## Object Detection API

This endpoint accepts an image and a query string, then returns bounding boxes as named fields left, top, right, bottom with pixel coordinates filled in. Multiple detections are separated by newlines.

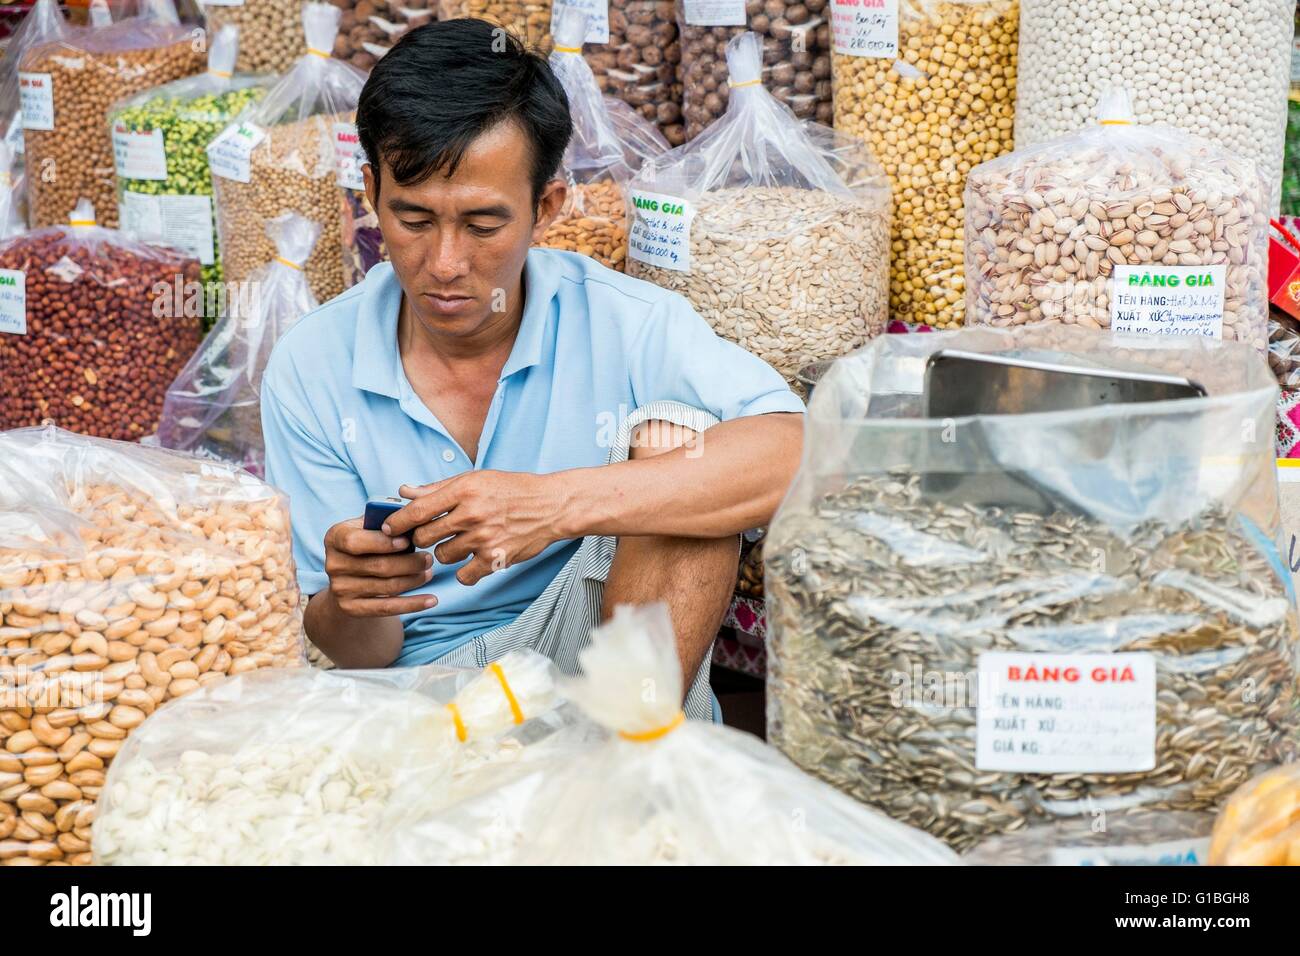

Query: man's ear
left=530, top=178, right=567, bottom=242
left=363, top=161, right=379, bottom=212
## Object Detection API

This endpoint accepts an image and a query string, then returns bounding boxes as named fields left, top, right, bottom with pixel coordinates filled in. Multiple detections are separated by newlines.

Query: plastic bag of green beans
left=108, top=23, right=273, bottom=323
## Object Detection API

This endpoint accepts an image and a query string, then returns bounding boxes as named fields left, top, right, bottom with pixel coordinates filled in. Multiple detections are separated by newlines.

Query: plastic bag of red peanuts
left=0, top=423, right=305, bottom=866
left=155, top=213, right=321, bottom=477
left=0, top=198, right=203, bottom=441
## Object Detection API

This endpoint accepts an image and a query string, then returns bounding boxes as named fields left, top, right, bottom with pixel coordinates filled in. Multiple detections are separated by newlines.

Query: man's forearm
left=304, top=589, right=405, bottom=669
left=558, top=412, right=803, bottom=540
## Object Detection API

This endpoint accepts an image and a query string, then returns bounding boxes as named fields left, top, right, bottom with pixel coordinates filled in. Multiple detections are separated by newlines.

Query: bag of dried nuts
left=108, top=24, right=275, bottom=320
left=199, top=0, right=312, bottom=75
left=766, top=326, right=1300, bottom=853
left=156, top=213, right=320, bottom=476
left=438, top=0, right=553, bottom=51
left=1208, top=762, right=1300, bottom=865
left=0, top=424, right=304, bottom=866
left=830, top=0, right=1018, bottom=329
left=965, top=88, right=1270, bottom=354
left=330, top=0, right=434, bottom=71
left=20, top=0, right=207, bottom=230
left=677, top=0, right=833, bottom=142
left=540, top=6, right=668, bottom=271
left=626, top=31, right=890, bottom=387
left=209, top=2, right=367, bottom=305
left=0, top=198, right=203, bottom=441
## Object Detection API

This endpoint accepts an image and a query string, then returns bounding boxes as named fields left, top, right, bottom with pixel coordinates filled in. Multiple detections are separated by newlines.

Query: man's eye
left=399, top=219, right=431, bottom=231
left=468, top=223, right=504, bottom=237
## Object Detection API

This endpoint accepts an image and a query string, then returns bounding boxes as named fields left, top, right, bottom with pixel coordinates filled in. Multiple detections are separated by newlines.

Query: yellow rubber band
left=1099, top=119, right=1131, bottom=126
left=488, top=661, right=525, bottom=725
left=554, top=45, right=581, bottom=53
left=446, top=701, right=467, bottom=742
left=274, top=256, right=303, bottom=271
left=729, top=78, right=761, bottom=89
left=68, top=219, right=95, bottom=227
left=208, top=68, right=233, bottom=79
left=618, top=710, right=685, bottom=742
left=307, top=47, right=330, bottom=58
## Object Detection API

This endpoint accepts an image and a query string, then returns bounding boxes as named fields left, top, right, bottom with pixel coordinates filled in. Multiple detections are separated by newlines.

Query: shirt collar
left=350, top=250, right=561, bottom=399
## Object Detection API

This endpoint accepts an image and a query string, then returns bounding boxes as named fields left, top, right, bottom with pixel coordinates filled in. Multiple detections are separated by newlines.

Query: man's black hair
left=355, top=18, right=572, bottom=208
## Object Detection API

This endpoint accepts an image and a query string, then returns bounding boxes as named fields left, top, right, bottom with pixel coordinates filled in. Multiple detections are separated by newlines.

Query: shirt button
left=441, top=449, right=455, bottom=463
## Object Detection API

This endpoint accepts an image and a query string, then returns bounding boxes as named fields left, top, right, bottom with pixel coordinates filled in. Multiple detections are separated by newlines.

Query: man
left=261, top=18, right=804, bottom=721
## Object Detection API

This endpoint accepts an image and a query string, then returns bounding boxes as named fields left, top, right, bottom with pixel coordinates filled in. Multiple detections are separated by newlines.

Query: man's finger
left=340, top=593, right=439, bottom=618
left=433, top=532, right=477, bottom=567
left=327, top=550, right=432, bottom=579
left=334, top=569, right=433, bottom=599
left=411, top=510, right=467, bottom=550
left=330, top=520, right=411, bottom=556
left=384, top=486, right=459, bottom=536
left=398, top=477, right=455, bottom=499
left=456, top=553, right=497, bottom=586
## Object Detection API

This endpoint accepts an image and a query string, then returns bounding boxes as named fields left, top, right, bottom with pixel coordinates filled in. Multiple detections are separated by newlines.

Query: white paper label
left=552, top=0, right=610, bottom=44
left=0, top=269, right=24, bottom=334
left=1110, top=264, right=1226, bottom=339
left=1049, top=837, right=1210, bottom=867
left=628, top=190, right=692, bottom=272
left=18, top=72, right=54, bottom=132
left=121, top=191, right=216, bottom=266
left=112, top=124, right=168, bottom=181
left=334, top=122, right=366, bottom=191
left=207, top=122, right=266, bottom=184
left=975, top=651, right=1156, bottom=773
left=682, top=0, right=745, bottom=27
left=831, top=0, right=899, bottom=58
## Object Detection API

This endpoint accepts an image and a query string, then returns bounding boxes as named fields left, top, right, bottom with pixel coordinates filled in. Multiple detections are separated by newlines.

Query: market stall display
left=830, top=0, right=1017, bottom=329
left=765, top=326, right=1298, bottom=853
left=332, top=0, right=433, bottom=70
left=964, top=811, right=1217, bottom=866
left=0, top=144, right=25, bottom=241
left=1270, top=310, right=1300, bottom=388
left=109, top=24, right=273, bottom=313
left=19, top=0, right=206, bottom=229
left=209, top=1, right=366, bottom=304
left=0, top=199, right=202, bottom=439
left=1208, top=762, right=1300, bottom=865
left=438, top=0, right=552, bottom=51
left=93, top=651, right=578, bottom=865
left=585, top=0, right=683, bottom=146
left=677, top=0, right=832, bottom=142
left=540, top=6, right=667, bottom=271
left=965, top=88, right=1269, bottom=353
left=0, top=425, right=304, bottom=866
left=1015, top=0, right=1293, bottom=214
left=155, top=213, right=319, bottom=476
left=199, top=0, right=305, bottom=75
left=626, top=31, right=890, bottom=385
left=388, top=604, right=961, bottom=865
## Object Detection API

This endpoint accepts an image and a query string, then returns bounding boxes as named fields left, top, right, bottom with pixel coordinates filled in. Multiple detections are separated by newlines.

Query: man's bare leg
left=601, top=420, right=740, bottom=693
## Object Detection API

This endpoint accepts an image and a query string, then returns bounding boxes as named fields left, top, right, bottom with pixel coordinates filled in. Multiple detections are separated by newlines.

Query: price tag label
left=1049, top=837, right=1210, bottom=867
left=975, top=651, right=1156, bottom=773
left=831, top=0, right=899, bottom=58
left=552, top=0, right=611, bottom=43
left=682, top=0, right=745, bottom=27
left=334, top=122, right=366, bottom=191
left=121, top=191, right=216, bottom=266
left=112, top=123, right=168, bottom=181
left=628, top=189, right=693, bottom=272
left=207, top=122, right=266, bottom=184
left=0, top=269, right=26, bottom=335
left=1110, top=264, right=1226, bottom=339
left=18, top=72, right=54, bottom=131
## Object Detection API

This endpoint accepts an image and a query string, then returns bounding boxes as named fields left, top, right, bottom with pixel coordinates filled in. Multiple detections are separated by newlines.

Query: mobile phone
left=363, top=497, right=415, bottom=553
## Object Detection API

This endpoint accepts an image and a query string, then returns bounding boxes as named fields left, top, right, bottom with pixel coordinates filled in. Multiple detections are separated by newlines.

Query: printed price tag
left=121, top=191, right=216, bottom=265
left=682, top=0, right=745, bottom=27
left=112, top=124, right=168, bottom=181
left=1110, top=264, right=1226, bottom=339
left=18, top=72, right=54, bottom=132
left=628, top=189, right=693, bottom=272
left=334, top=122, right=366, bottom=191
left=0, top=268, right=25, bottom=334
left=1050, top=837, right=1209, bottom=867
left=552, top=0, right=611, bottom=43
left=831, top=0, right=899, bottom=58
left=975, top=651, right=1156, bottom=773
left=207, top=122, right=266, bottom=183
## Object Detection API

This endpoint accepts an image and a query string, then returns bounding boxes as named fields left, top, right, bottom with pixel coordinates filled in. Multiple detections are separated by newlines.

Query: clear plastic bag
left=964, top=811, right=1217, bottom=866
left=20, top=0, right=206, bottom=229
left=155, top=213, right=320, bottom=476
left=625, top=31, right=890, bottom=385
left=0, top=143, right=27, bottom=241
left=388, top=604, right=960, bottom=865
left=539, top=6, right=667, bottom=271
left=765, top=326, right=1299, bottom=853
left=210, top=2, right=367, bottom=303
left=92, top=650, right=580, bottom=865
left=0, top=198, right=203, bottom=439
left=333, top=0, right=434, bottom=70
left=0, top=424, right=304, bottom=866
left=1269, top=309, right=1300, bottom=389
left=1208, top=762, right=1300, bottom=865
left=966, top=88, right=1270, bottom=354
left=439, top=0, right=553, bottom=51
left=580, top=0, right=683, bottom=146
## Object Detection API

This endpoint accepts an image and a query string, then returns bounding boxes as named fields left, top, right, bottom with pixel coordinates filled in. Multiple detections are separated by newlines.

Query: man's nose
left=427, top=228, right=469, bottom=283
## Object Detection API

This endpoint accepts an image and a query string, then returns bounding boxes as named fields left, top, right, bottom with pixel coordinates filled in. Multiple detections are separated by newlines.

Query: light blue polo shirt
left=261, top=248, right=804, bottom=665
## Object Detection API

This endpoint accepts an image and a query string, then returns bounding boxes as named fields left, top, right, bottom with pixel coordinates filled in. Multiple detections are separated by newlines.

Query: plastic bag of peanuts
left=155, top=213, right=321, bottom=477
left=438, top=0, right=554, bottom=51
left=1208, top=762, right=1300, bottom=866
left=626, top=31, right=890, bottom=387
left=965, top=88, right=1270, bottom=354
left=92, top=650, right=589, bottom=864
left=830, top=0, right=1018, bottom=328
left=0, top=425, right=305, bottom=866
left=209, top=2, right=366, bottom=305
left=20, top=0, right=206, bottom=230
left=330, top=0, right=434, bottom=71
left=540, top=6, right=667, bottom=272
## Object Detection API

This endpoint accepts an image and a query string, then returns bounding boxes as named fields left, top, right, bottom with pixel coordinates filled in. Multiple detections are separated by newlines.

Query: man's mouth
left=422, top=292, right=474, bottom=315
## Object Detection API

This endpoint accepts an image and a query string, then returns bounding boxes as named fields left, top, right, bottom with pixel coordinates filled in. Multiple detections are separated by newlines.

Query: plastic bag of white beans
left=0, top=426, right=304, bottom=866
left=965, top=87, right=1269, bottom=353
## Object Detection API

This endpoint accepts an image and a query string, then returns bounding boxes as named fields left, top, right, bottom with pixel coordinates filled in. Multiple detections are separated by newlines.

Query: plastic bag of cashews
left=0, top=426, right=304, bottom=866
left=92, top=650, right=589, bottom=865
left=387, top=604, right=959, bottom=865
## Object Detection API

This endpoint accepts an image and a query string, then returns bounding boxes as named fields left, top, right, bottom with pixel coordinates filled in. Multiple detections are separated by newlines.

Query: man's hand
left=383, top=471, right=572, bottom=587
left=323, top=517, right=438, bottom=616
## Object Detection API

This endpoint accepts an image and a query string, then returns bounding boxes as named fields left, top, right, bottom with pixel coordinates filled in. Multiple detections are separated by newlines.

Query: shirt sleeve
left=261, top=379, right=368, bottom=597
left=627, top=293, right=806, bottom=419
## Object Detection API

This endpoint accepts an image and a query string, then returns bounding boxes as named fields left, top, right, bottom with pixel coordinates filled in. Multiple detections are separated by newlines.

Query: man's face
left=364, top=120, right=566, bottom=338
